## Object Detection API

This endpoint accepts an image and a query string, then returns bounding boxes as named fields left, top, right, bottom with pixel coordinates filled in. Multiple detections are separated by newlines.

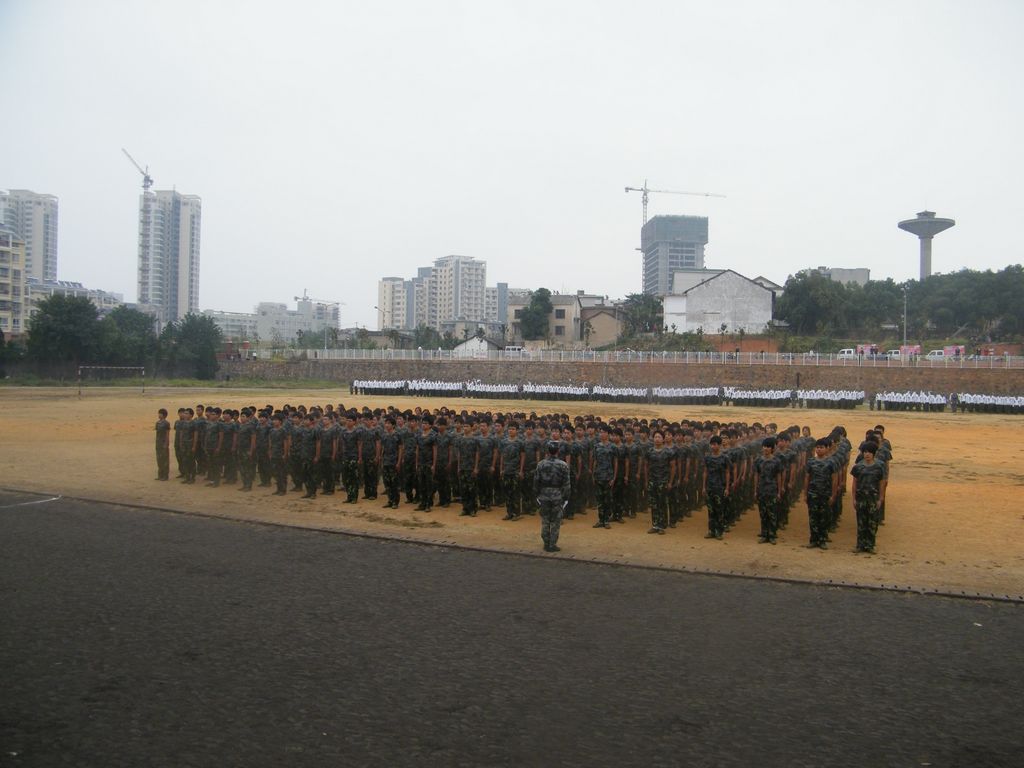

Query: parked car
left=925, top=350, right=945, bottom=361
left=836, top=348, right=857, bottom=360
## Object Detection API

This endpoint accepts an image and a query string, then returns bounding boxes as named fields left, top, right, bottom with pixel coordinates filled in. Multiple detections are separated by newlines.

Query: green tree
left=620, top=293, right=663, bottom=337
left=96, top=306, right=158, bottom=365
left=157, top=313, right=222, bottom=379
left=520, top=288, right=553, bottom=340
left=413, top=324, right=442, bottom=348
left=26, top=295, right=100, bottom=366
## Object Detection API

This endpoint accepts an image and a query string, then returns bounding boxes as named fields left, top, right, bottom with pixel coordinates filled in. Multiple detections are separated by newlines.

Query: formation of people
left=951, top=392, right=1024, bottom=413
left=873, top=391, right=947, bottom=411
left=155, top=402, right=894, bottom=555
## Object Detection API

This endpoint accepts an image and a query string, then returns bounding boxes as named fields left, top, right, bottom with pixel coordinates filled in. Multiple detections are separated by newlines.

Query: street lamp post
left=902, top=287, right=908, bottom=350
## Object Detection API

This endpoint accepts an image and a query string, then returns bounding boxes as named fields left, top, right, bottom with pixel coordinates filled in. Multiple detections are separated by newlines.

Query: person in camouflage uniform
left=339, top=414, right=362, bottom=503
left=703, top=435, right=730, bottom=540
left=398, top=415, right=419, bottom=504
left=236, top=408, right=258, bottom=491
left=753, top=437, right=783, bottom=544
left=850, top=440, right=886, bottom=553
left=804, top=437, right=838, bottom=549
left=434, top=418, right=453, bottom=507
left=534, top=441, right=571, bottom=552
left=155, top=408, right=171, bottom=481
left=498, top=423, right=524, bottom=520
left=380, top=416, right=404, bottom=508
left=267, top=413, right=290, bottom=496
left=296, top=413, right=320, bottom=499
left=456, top=420, right=481, bottom=516
left=255, top=410, right=272, bottom=487
left=415, top=415, right=438, bottom=511
left=644, top=430, right=672, bottom=534
left=591, top=426, right=618, bottom=529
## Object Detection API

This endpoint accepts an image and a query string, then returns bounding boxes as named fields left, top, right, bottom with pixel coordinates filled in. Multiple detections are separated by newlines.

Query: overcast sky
left=2, top=0, right=1022, bottom=328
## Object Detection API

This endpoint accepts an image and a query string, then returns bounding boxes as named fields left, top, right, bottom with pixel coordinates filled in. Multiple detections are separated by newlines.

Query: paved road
left=1, top=491, right=1021, bottom=768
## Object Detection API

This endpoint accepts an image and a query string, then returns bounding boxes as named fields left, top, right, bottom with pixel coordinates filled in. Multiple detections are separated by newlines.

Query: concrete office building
left=137, top=189, right=201, bottom=326
left=204, top=298, right=340, bottom=344
left=0, top=224, right=27, bottom=335
left=642, top=215, right=708, bottom=296
left=1, top=189, right=59, bottom=283
left=202, top=309, right=259, bottom=341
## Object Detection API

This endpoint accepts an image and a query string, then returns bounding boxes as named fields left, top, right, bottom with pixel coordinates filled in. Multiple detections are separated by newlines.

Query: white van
left=925, top=350, right=945, bottom=361
left=836, top=348, right=857, bottom=360
left=885, top=349, right=901, bottom=359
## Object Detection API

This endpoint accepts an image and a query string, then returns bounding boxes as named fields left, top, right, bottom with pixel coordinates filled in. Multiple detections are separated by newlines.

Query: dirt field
left=2, top=386, right=1022, bottom=598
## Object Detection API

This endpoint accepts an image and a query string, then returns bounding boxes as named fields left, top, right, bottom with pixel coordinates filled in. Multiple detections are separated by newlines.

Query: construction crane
left=294, top=289, right=345, bottom=307
left=121, top=148, right=153, bottom=191
left=625, top=180, right=725, bottom=226
left=295, top=291, right=346, bottom=351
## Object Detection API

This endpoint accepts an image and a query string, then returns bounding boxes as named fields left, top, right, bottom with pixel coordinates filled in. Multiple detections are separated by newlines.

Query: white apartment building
left=377, top=277, right=407, bottom=330
left=1, top=189, right=59, bottom=283
left=26, top=279, right=123, bottom=320
left=429, top=255, right=486, bottom=326
left=137, top=190, right=201, bottom=325
left=0, top=224, right=27, bottom=335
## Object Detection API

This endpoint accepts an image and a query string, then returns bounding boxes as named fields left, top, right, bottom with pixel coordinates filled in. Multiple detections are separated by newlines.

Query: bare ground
left=2, top=385, right=1022, bottom=598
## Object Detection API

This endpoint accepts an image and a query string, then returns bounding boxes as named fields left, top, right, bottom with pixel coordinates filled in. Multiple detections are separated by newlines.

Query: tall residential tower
left=137, top=190, right=201, bottom=325
left=0, top=189, right=59, bottom=283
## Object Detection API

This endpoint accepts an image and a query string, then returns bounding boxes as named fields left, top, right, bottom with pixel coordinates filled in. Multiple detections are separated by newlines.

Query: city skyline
left=2, top=1, right=1022, bottom=329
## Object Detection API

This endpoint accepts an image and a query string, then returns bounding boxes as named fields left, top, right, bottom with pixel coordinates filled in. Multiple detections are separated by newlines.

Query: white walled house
left=663, top=269, right=773, bottom=334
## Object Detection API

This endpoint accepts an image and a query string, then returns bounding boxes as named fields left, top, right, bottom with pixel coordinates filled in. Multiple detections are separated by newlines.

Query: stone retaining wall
left=220, top=359, right=1024, bottom=395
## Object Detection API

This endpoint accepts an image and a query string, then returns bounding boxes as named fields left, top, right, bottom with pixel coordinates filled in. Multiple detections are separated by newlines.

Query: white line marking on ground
left=0, top=495, right=63, bottom=509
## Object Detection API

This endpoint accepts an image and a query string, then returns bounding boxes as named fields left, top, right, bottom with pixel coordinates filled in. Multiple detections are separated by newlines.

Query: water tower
left=898, top=210, right=955, bottom=281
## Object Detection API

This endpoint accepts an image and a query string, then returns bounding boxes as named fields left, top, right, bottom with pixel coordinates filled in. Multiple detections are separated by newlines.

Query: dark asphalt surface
left=1, top=491, right=1021, bottom=768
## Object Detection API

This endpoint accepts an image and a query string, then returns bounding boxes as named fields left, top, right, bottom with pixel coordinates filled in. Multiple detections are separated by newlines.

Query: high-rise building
left=0, top=223, right=28, bottom=335
left=429, top=255, right=486, bottom=326
left=377, top=277, right=407, bottom=330
left=641, top=215, right=708, bottom=296
left=410, top=267, right=433, bottom=329
left=136, top=189, right=201, bottom=325
left=1, top=189, right=59, bottom=283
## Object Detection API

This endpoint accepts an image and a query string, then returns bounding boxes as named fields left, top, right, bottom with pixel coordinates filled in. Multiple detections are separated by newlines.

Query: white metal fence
left=264, top=349, right=1024, bottom=370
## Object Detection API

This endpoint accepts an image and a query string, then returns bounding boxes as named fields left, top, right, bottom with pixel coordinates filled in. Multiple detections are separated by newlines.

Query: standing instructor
left=534, top=441, right=571, bottom=553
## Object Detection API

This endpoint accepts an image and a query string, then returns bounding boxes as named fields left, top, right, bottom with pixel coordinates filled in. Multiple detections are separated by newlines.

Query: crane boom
left=625, top=179, right=725, bottom=225
left=122, top=148, right=153, bottom=191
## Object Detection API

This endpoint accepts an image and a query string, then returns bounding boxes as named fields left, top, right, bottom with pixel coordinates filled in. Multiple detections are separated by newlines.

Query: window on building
left=554, top=325, right=565, bottom=336
left=555, top=309, right=566, bottom=319
left=514, top=309, right=523, bottom=319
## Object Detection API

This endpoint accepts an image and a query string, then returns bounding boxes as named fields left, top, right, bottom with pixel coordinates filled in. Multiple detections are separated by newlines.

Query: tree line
left=0, top=295, right=222, bottom=379
left=774, top=265, right=1024, bottom=341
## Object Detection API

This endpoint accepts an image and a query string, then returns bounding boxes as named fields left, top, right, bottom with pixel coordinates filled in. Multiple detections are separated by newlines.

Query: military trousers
left=156, top=444, right=170, bottom=480
left=706, top=490, right=726, bottom=536
left=855, top=492, right=879, bottom=551
left=502, top=474, right=521, bottom=518
left=807, top=493, right=830, bottom=545
left=647, top=481, right=668, bottom=530
left=757, top=495, right=779, bottom=541
left=342, top=460, right=360, bottom=501
left=382, top=465, right=400, bottom=505
left=538, top=495, right=564, bottom=548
